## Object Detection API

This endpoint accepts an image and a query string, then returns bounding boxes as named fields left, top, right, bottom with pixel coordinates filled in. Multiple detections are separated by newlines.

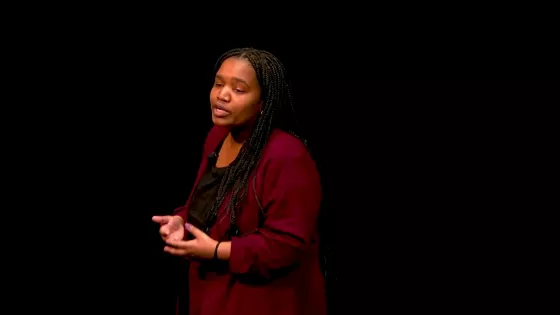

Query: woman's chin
left=211, top=116, right=232, bottom=126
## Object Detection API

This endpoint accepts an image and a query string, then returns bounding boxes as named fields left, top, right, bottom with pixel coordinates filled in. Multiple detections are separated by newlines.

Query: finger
left=160, top=226, right=170, bottom=237
left=169, top=234, right=183, bottom=241
left=164, top=246, right=189, bottom=256
left=165, top=238, right=196, bottom=252
left=184, top=223, right=205, bottom=239
left=152, top=216, right=171, bottom=224
left=165, top=239, right=192, bottom=250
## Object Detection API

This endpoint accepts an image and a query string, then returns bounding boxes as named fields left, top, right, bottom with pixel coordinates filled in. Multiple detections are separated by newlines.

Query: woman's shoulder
left=260, top=129, right=321, bottom=189
left=263, top=129, right=311, bottom=162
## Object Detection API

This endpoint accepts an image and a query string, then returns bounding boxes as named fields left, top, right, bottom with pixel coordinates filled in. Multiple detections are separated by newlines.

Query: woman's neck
left=227, top=124, right=252, bottom=147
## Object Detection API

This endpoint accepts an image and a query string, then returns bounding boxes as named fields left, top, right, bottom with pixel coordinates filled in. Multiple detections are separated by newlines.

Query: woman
left=152, top=48, right=325, bottom=315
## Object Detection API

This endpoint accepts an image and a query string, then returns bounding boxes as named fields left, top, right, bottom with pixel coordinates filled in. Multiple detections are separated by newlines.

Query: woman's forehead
left=216, top=57, right=258, bottom=85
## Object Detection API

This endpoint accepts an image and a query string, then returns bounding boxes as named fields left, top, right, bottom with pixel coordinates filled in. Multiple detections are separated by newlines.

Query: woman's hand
left=164, top=223, right=218, bottom=260
left=152, top=215, right=185, bottom=241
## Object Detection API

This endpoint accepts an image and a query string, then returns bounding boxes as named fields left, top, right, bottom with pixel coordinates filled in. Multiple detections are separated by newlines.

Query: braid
left=204, top=48, right=305, bottom=236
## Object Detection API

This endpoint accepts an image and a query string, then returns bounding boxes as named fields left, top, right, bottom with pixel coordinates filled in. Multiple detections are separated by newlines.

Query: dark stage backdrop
left=23, top=37, right=556, bottom=314
left=102, top=52, right=555, bottom=313
left=105, top=75, right=555, bottom=314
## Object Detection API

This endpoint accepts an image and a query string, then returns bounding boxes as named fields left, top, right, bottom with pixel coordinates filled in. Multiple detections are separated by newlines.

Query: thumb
left=152, top=216, right=171, bottom=224
left=184, top=223, right=205, bottom=238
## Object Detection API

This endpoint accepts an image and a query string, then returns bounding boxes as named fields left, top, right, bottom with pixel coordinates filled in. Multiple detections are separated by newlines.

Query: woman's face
left=209, top=57, right=263, bottom=127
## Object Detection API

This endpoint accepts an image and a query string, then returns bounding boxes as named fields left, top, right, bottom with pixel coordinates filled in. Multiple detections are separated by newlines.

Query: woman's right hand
left=152, top=215, right=185, bottom=241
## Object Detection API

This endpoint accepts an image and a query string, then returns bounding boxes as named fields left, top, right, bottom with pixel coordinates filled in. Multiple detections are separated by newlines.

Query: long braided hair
left=203, top=47, right=305, bottom=237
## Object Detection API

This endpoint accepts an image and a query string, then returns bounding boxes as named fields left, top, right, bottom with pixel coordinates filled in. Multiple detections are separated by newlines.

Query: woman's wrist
left=216, top=241, right=231, bottom=260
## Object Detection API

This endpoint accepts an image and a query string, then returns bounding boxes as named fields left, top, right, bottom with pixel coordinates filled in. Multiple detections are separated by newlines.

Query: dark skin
left=212, top=57, right=262, bottom=167
left=152, top=57, right=263, bottom=260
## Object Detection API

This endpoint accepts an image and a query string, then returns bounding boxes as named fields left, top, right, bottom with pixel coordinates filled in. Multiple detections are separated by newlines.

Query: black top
left=187, top=140, right=229, bottom=231
left=187, top=164, right=227, bottom=230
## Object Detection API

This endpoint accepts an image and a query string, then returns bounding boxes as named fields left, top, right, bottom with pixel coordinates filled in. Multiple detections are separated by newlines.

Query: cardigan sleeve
left=228, top=146, right=322, bottom=279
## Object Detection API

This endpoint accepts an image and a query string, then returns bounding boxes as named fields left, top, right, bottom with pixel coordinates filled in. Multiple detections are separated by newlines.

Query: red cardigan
left=173, top=125, right=326, bottom=315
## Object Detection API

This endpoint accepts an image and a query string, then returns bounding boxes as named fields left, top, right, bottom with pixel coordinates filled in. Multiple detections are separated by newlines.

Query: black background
left=11, top=22, right=558, bottom=314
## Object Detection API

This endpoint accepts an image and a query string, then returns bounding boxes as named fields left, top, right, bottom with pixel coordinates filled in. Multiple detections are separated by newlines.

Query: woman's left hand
left=164, top=223, right=218, bottom=260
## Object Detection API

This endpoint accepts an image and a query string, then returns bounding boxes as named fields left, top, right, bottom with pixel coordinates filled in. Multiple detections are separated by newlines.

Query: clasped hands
left=152, top=215, right=218, bottom=260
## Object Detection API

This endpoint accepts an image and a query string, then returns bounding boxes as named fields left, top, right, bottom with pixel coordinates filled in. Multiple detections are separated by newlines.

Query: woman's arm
left=219, top=148, right=322, bottom=279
